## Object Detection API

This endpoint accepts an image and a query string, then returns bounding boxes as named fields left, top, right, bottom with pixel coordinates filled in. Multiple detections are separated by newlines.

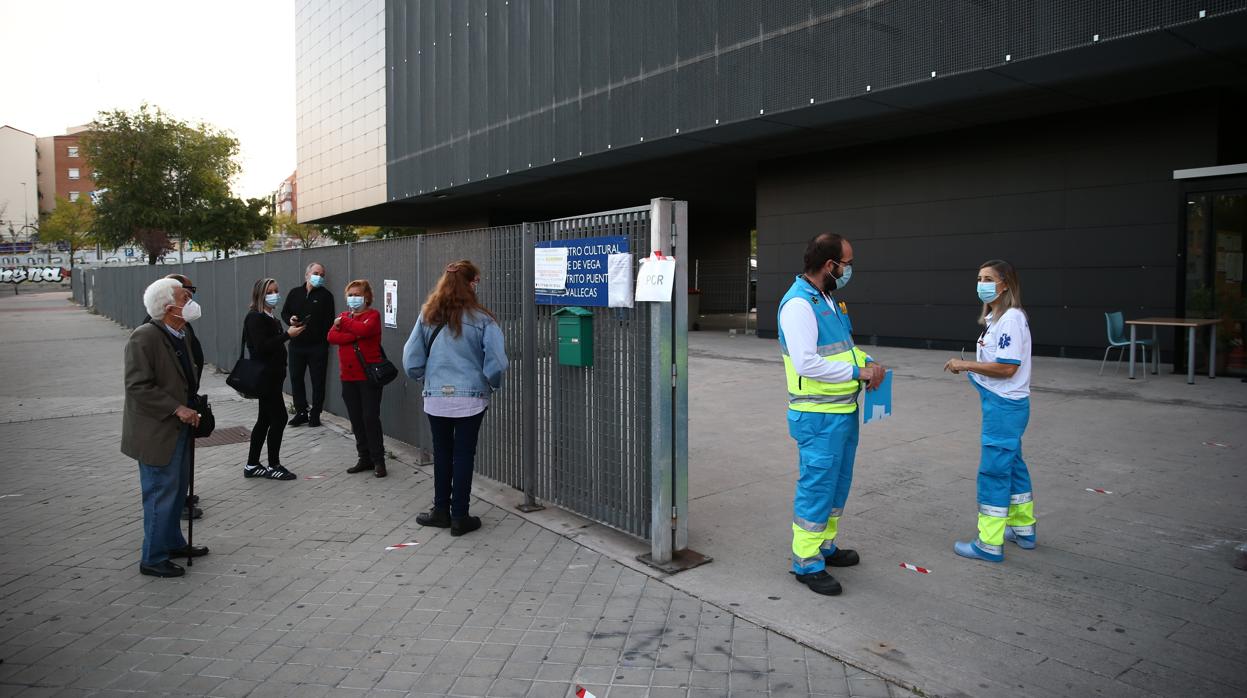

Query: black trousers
left=288, top=343, right=329, bottom=414
left=342, top=379, right=385, bottom=466
left=427, top=410, right=487, bottom=518
left=249, top=385, right=287, bottom=466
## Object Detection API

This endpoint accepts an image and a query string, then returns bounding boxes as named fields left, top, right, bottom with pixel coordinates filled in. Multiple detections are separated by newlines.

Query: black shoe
left=267, top=465, right=297, bottom=481
left=243, top=463, right=271, bottom=478
left=825, top=548, right=860, bottom=567
left=792, top=570, right=843, bottom=596
left=450, top=515, right=482, bottom=537
left=374, top=463, right=387, bottom=478
left=140, top=560, right=185, bottom=578
left=168, top=545, right=209, bottom=558
left=346, top=459, right=374, bottom=474
left=416, top=508, right=451, bottom=528
left=288, top=411, right=309, bottom=427
left=182, top=506, right=203, bottom=521
left=308, top=413, right=321, bottom=427
left=188, top=494, right=199, bottom=505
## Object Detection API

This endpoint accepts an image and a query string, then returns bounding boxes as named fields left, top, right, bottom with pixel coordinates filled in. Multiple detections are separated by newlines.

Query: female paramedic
left=943, top=259, right=1034, bottom=563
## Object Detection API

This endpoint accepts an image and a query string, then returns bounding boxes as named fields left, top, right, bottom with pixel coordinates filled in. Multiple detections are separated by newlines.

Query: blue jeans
left=138, top=427, right=190, bottom=566
left=427, top=411, right=487, bottom=518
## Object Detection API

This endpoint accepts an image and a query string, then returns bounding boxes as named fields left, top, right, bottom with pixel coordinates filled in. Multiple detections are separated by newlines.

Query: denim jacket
left=402, top=311, right=508, bottom=398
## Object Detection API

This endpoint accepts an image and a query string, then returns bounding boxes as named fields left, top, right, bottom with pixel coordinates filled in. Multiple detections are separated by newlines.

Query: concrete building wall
left=294, top=0, right=386, bottom=222
left=36, top=136, right=56, bottom=214
left=52, top=134, right=95, bottom=206
left=0, top=126, right=38, bottom=233
left=755, top=97, right=1222, bottom=357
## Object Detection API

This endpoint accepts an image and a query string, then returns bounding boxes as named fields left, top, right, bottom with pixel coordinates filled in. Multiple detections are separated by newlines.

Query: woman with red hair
left=402, top=260, right=508, bottom=536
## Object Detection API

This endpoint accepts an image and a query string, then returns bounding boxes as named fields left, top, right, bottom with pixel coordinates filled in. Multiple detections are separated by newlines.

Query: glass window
left=68, top=168, right=80, bottom=180
left=67, top=146, right=79, bottom=158
left=68, top=191, right=80, bottom=202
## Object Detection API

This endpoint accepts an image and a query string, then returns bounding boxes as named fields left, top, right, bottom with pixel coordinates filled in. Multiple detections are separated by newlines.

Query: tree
left=321, top=224, right=359, bottom=245
left=189, top=196, right=271, bottom=258
left=274, top=212, right=321, bottom=249
left=38, top=196, right=97, bottom=271
left=82, top=104, right=240, bottom=264
left=371, top=225, right=426, bottom=239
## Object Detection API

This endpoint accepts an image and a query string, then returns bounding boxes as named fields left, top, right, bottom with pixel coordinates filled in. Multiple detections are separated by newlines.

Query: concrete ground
left=675, top=331, right=1247, bottom=698
left=0, top=290, right=908, bottom=698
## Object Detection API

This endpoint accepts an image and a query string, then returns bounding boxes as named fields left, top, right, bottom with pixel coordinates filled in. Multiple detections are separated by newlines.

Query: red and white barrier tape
left=575, top=686, right=597, bottom=698
left=384, top=542, right=419, bottom=551
left=899, top=562, right=930, bottom=574
left=1085, top=487, right=1112, bottom=495
left=304, top=475, right=326, bottom=480
left=1203, top=441, right=1230, bottom=448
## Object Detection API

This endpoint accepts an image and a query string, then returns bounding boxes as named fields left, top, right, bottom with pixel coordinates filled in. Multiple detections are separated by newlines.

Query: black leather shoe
left=140, top=560, right=185, bottom=578
left=168, top=545, right=209, bottom=558
left=308, top=413, right=321, bottom=427
left=416, top=508, right=451, bottom=528
left=183, top=506, right=203, bottom=521
left=346, top=459, right=374, bottom=474
left=825, top=548, right=860, bottom=567
left=288, top=412, right=309, bottom=427
left=374, top=463, right=387, bottom=478
left=792, top=570, right=842, bottom=596
left=188, top=494, right=200, bottom=505
left=451, top=515, right=482, bottom=537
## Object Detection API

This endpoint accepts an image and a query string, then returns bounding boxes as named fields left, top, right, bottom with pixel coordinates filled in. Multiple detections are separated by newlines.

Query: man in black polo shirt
left=281, top=262, right=335, bottom=427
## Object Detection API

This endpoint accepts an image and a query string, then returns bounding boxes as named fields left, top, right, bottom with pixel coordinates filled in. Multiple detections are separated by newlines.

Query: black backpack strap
left=425, top=323, right=445, bottom=355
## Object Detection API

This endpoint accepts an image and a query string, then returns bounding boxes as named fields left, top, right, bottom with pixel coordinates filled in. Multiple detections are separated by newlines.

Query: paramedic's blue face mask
left=977, top=281, right=1001, bottom=304
left=825, top=258, right=853, bottom=290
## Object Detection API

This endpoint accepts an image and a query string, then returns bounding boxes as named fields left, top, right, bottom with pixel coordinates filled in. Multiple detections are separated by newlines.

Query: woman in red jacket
left=327, top=279, right=388, bottom=477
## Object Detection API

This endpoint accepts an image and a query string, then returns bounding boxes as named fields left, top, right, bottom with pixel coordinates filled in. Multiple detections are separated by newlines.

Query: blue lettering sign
left=535, top=235, right=629, bottom=307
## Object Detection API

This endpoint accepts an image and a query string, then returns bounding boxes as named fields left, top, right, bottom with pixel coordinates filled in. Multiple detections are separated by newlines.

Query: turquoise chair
left=1100, top=311, right=1154, bottom=375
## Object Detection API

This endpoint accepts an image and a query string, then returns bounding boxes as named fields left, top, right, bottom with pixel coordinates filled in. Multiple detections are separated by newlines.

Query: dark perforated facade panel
left=386, top=0, right=1247, bottom=201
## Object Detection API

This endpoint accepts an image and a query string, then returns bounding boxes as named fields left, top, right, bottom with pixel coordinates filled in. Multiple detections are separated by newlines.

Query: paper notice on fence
left=383, top=279, right=398, bottom=328
left=535, top=247, right=569, bottom=291
left=634, top=256, right=677, bottom=303
left=607, top=253, right=634, bottom=308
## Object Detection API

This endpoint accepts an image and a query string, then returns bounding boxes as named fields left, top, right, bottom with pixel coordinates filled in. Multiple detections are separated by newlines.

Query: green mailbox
left=553, top=306, right=594, bottom=367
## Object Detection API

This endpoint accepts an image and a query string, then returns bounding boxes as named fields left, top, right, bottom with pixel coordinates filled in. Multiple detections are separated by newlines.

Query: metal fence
left=695, top=257, right=751, bottom=314
left=75, top=201, right=692, bottom=561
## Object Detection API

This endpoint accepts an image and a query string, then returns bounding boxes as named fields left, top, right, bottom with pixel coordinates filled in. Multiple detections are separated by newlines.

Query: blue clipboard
left=862, top=369, right=893, bottom=424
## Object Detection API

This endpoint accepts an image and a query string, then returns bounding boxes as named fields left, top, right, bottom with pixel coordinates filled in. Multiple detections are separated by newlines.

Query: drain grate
left=195, top=425, right=251, bottom=448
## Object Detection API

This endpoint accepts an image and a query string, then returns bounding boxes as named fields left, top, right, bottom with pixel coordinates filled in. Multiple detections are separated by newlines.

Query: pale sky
left=0, top=0, right=296, bottom=199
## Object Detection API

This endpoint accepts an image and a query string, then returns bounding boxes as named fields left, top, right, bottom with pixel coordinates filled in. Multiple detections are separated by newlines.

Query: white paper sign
left=383, top=279, right=398, bottom=328
left=607, top=253, right=634, bottom=308
left=634, top=256, right=677, bottom=303
left=535, top=247, right=569, bottom=290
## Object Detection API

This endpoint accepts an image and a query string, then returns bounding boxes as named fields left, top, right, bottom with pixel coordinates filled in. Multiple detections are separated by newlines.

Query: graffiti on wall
left=1, top=267, right=70, bottom=284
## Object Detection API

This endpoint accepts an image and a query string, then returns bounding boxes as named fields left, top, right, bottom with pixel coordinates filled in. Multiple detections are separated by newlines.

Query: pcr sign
left=634, top=254, right=676, bottom=303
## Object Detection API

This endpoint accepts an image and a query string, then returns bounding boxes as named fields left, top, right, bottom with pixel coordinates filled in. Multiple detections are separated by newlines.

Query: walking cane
left=186, top=428, right=196, bottom=567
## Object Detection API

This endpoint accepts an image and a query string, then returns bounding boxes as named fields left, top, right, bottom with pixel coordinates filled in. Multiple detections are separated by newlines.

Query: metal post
left=518, top=222, right=542, bottom=512
left=647, top=198, right=676, bottom=565
left=671, top=200, right=690, bottom=553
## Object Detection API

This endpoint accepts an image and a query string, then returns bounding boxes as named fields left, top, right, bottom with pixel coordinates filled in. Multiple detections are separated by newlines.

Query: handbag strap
left=352, top=340, right=369, bottom=368
left=425, top=323, right=445, bottom=355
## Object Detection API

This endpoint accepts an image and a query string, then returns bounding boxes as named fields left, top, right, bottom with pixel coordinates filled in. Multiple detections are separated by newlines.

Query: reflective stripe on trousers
left=789, top=410, right=858, bottom=574
left=972, top=376, right=1033, bottom=547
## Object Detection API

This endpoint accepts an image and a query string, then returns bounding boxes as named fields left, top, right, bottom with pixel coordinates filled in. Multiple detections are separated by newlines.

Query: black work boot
left=288, top=411, right=309, bottom=427
left=416, top=508, right=451, bottom=528
left=346, top=458, right=374, bottom=474
left=792, top=570, right=843, bottom=596
left=824, top=548, right=860, bottom=567
left=374, top=461, right=387, bottom=478
left=450, top=515, right=482, bottom=537
left=308, top=411, right=321, bottom=427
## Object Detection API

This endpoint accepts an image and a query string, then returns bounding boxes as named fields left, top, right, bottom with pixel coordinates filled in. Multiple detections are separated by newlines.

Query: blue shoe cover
left=1004, top=528, right=1036, bottom=550
left=954, top=540, right=1003, bottom=562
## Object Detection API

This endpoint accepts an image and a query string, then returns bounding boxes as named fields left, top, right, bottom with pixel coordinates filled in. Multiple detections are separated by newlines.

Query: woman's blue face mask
left=346, top=295, right=365, bottom=310
left=977, top=281, right=1000, bottom=304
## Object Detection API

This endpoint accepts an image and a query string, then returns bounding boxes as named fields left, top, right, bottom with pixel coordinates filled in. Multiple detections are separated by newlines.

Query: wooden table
left=1125, top=317, right=1219, bottom=384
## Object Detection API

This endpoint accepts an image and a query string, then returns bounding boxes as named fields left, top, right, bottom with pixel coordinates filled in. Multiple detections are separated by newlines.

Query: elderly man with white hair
left=121, top=277, right=210, bottom=578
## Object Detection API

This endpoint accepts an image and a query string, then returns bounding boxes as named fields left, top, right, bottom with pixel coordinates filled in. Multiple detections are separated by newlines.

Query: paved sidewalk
left=0, top=291, right=909, bottom=698
left=676, top=332, right=1247, bottom=698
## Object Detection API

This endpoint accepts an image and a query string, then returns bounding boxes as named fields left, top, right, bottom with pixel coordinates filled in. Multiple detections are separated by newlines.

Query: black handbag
left=226, top=331, right=266, bottom=398
left=353, top=341, right=399, bottom=386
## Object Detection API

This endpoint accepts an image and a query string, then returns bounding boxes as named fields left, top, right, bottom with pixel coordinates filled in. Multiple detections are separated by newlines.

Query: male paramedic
left=777, top=233, right=886, bottom=596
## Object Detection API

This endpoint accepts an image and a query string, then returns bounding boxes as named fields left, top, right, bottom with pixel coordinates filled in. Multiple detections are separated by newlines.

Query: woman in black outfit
left=243, top=277, right=304, bottom=480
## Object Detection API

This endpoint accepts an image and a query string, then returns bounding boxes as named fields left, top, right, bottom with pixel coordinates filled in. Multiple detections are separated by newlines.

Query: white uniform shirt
left=971, top=308, right=1032, bottom=399
left=778, top=292, right=863, bottom=384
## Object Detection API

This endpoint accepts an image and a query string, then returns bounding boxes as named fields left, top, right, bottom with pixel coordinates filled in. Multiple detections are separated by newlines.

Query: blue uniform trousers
left=972, top=378, right=1033, bottom=554
left=788, top=410, right=858, bottom=574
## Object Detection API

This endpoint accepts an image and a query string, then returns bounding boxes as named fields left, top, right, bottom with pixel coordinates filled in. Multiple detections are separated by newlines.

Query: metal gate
left=75, top=199, right=695, bottom=565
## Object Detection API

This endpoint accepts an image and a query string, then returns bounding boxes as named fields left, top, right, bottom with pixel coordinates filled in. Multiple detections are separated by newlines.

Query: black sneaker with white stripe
left=243, top=463, right=270, bottom=478
left=267, top=465, right=297, bottom=481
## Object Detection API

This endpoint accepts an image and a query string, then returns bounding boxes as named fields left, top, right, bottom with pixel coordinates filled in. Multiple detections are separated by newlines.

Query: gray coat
left=121, top=323, right=193, bottom=465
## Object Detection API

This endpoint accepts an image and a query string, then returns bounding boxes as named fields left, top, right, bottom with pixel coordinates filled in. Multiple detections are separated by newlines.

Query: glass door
left=1184, top=191, right=1246, bottom=376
